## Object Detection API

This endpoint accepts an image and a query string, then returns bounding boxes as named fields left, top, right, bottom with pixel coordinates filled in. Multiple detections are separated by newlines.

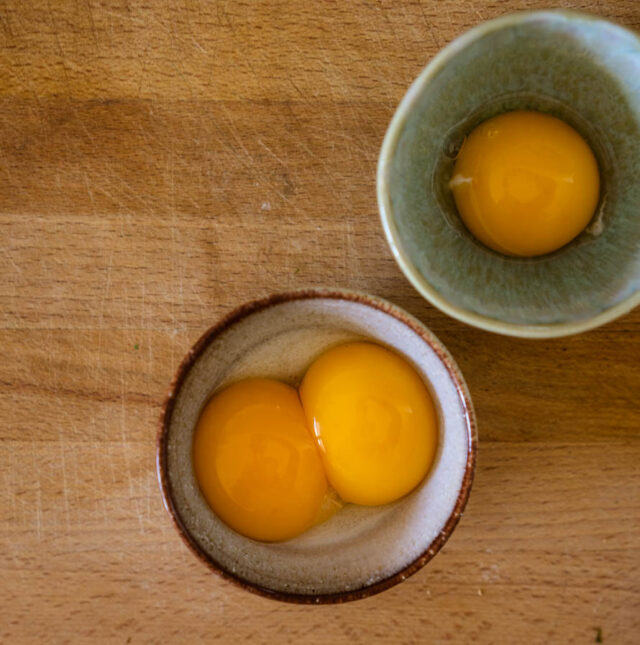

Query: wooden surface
left=1, top=1, right=639, bottom=643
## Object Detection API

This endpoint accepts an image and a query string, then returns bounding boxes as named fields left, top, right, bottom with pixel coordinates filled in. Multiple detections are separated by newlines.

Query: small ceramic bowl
left=157, top=289, right=476, bottom=603
left=378, top=10, right=640, bottom=338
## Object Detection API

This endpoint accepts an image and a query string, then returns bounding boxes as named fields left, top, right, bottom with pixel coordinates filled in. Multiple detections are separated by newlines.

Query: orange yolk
left=192, top=379, right=327, bottom=542
left=299, top=342, right=438, bottom=506
left=450, top=110, right=600, bottom=257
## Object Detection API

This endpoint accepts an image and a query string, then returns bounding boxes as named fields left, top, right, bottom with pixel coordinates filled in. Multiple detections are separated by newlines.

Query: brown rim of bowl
left=156, top=288, right=478, bottom=604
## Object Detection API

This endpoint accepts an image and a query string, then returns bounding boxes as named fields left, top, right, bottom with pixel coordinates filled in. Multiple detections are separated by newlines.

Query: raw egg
left=192, top=378, right=327, bottom=542
left=450, top=110, right=600, bottom=257
left=193, top=343, right=438, bottom=541
left=299, top=342, right=438, bottom=506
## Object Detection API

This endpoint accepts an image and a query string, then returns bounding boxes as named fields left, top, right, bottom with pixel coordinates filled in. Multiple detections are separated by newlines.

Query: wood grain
left=1, top=1, right=639, bottom=643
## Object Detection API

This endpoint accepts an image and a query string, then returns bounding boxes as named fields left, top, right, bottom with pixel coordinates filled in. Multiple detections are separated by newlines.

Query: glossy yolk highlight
left=450, top=110, right=600, bottom=257
left=192, top=378, right=327, bottom=542
left=299, top=342, right=438, bottom=506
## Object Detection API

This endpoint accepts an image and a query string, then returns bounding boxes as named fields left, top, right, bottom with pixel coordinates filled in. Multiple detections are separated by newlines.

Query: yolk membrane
left=450, top=110, right=600, bottom=257
left=192, top=378, right=327, bottom=542
left=299, top=342, right=438, bottom=506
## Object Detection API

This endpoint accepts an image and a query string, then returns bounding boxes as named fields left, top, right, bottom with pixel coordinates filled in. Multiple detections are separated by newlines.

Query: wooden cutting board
left=1, top=1, right=638, bottom=643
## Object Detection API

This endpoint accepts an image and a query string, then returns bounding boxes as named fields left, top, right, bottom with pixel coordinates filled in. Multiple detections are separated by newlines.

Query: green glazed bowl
left=378, top=11, right=640, bottom=338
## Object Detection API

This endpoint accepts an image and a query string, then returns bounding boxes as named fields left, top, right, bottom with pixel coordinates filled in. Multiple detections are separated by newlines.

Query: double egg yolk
left=450, top=110, right=600, bottom=257
left=192, top=342, right=438, bottom=542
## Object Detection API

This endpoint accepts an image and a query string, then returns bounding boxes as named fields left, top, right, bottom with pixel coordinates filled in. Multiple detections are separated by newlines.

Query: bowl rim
left=377, top=9, right=640, bottom=339
left=156, top=288, right=478, bottom=604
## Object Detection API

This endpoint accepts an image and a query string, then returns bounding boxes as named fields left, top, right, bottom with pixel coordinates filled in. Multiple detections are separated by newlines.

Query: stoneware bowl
left=378, top=10, right=640, bottom=338
left=157, top=289, right=476, bottom=603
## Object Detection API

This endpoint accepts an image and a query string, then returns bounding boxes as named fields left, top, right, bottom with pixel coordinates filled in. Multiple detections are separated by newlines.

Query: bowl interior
left=161, top=295, right=474, bottom=600
left=380, top=11, right=640, bottom=331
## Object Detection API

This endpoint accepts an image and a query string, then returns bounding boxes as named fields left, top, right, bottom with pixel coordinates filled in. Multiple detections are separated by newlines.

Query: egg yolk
left=450, top=110, right=600, bottom=257
left=299, top=342, right=438, bottom=506
left=192, top=378, right=327, bottom=542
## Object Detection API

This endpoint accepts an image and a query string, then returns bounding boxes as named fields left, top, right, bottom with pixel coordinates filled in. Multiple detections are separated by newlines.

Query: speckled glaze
left=157, top=289, right=477, bottom=604
left=378, top=11, right=640, bottom=338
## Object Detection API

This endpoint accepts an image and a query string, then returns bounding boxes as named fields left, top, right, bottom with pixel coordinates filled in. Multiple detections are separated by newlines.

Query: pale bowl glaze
left=157, top=289, right=477, bottom=603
